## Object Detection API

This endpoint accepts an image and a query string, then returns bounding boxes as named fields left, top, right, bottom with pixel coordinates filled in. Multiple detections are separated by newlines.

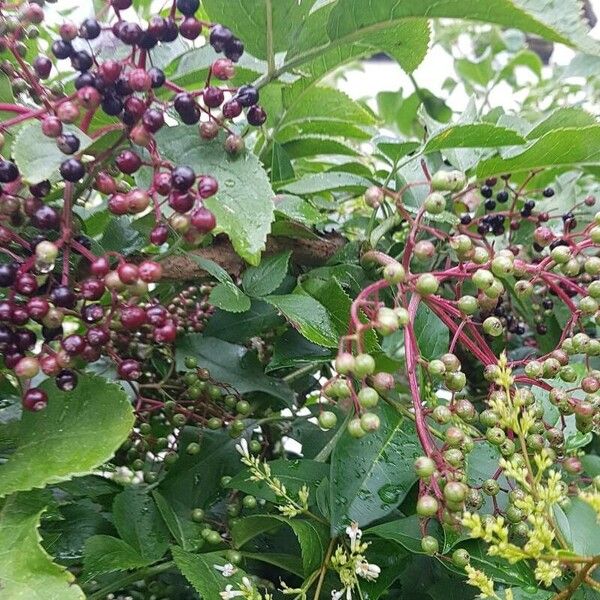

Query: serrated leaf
left=262, top=294, right=338, bottom=347
left=152, top=491, right=203, bottom=552
left=242, top=251, right=291, bottom=297
left=230, top=515, right=329, bottom=575
left=154, top=128, right=275, bottom=265
left=112, top=488, right=170, bottom=562
left=0, top=375, right=134, bottom=498
left=330, top=404, right=420, bottom=534
left=368, top=515, right=444, bottom=555
left=0, top=491, right=85, bottom=599
left=477, top=125, right=600, bottom=176
left=13, top=121, right=92, bottom=184
left=283, top=135, right=358, bottom=158
left=271, top=142, right=295, bottom=183
left=175, top=335, right=294, bottom=404
left=526, top=107, right=597, bottom=139
left=172, top=547, right=250, bottom=598
left=274, top=195, right=323, bottom=226
left=209, top=282, right=252, bottom=313
left=83, top=535, right=150, bottom=579
left=424, top=123, right=526, bottom=152
left=282, top=172, right=372, bottom=195
left=414, top=304, right=449, bottom=360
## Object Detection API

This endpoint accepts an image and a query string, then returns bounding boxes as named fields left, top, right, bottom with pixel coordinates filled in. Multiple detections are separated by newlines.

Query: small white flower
left=214, top=563, right=237, bottom=577
left=345, top=522, right=362, bottom=551
left=331, top=590, right=345, bottom=600
left=219, top=584, right=244, bottom=599
left=356, top=560, right=381, bottom=581
left=235, top=438, right=250, bottom=458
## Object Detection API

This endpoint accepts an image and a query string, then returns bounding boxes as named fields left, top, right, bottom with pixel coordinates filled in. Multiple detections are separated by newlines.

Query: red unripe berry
left=212, top=58, right=235, bottom=80
left=25, top=4, right=45, bottom=24
left=81, top=344, right=101, bottom=363
left=153, top=172, right=172, bottom=195
left=142, top=108, right=164, bottom=133
left=108, top=193, right=129, bottom=215
left=116, top=150, right=142, bottom=174
left=127, top=189, right=151, bottom=213
left=128, top=68, right=152, bottom=92
left=117, top=262, right=139, bottom=285
left=91, top=256, right=110, bottom=277
left=200, top=121, right=220, bottom=140
left=59, top=21, right=78, bottom=41
left=81, top=277, right=105, bottom=300
left=27, top=297, right=49, bottom=320
left=118, top=358, right=142, bottom=380
left=203, top=86, right=225, bottom=108
left=198, top=175, right=218, bottom=198
left=40, top=354, right=60, bottom=376
left=12, top=306, right=29, bottom=326
left=56, top=101, right=80, bottom=124
left=94, top=172, right=117, bottom=195
left=191, top=207, right=216, bottom=233
left=23, top=388, right=48, bottom=411
left=150, top=224, right=169, bottom=245
left=123, top=97, right=146, bottom=119
left=42, top=116, right=63, bottom=138
left=15, top=272, right=38, bottom=295
left=168, top=192, right=195, bottom=213
left=222, top=99, right=242, bottom=119
left=120, top=305, right=147, bottom=329
left=138, top=260, right=162, bottom=282
left=154, top=321, right=177, bottom=343
left=86, top=327, right=110, bottom=347
left=77, top=86, right=102, bottom=110
left=130, top=124, right=152, bottom=147
left=100, top=59, right=122, bottom=83
left=15, top=356, right=40, bottom=378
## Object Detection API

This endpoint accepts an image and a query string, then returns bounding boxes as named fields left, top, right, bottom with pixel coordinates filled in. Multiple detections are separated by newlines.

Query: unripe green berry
left=191, top=508, right=205, bottom=522
left=482, top=479, right=500, bottom=496
left=416, top=494, right=439, bottom=517
left=414, top=456, right=436, bottom=478
left=415, top=273, right=439, bottom=296
left=443, top=481, right=467, bottom=503
left=375, top=307, right=399, bottom=335
left=421, top=535, right=439, bottom=555
left=383, top=262, right=406, bottom=284
left=424, top=192, right=446, bottom=214
left=473, top=269, right=494, bottom=290
left=360, top=412, right=380, bottom=432
left=457, top=295, right=478, bottom=315
left=348, top=418, right=367, bottom=438
left=358, top=386, right=379, bottom=409
left=452, top=548, right=470, bottom=568
left=318, top=410, right=337, bottom=430
left=354, top=353, right=376, bottom=377
left=483, top=316, right=503, bottom=337
left=335, top=352, right=355, bottom=375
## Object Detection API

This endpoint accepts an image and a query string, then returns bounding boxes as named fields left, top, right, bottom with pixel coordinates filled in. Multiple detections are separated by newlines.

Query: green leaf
left=424, top=123, right=526, bottom=152
left=282, top=136, right=358, bottom=159
left=83, top=535, right=151, bottom=579
left=323, top=0, right=599, bottom=58
left=455, top=55, right=494, bottom=86
left=526, top=107, right=597, bottom=139
left=561, top=498, right=600, bottom=555
left=209, top=283, right=252, bottom=313
left=12, top=121, right=92, bottom=184
left=172, top=547, right=250, bottom=597
left=226, top=458, right=328, bottom=504
left=329, top=403, right=420, bottom=534
left=175, top=335, right=294, bottom=404
left=0, top=491, right=85, bottom=599
left=112, top=488, right=170, bottom=562
left=230, top=515, right=329, bottom=575
left=271, top=142, right=295, bottom=183
left=274, top=195, right=323, bottom=226
left=376, top=139, right=421, bottom=163
left=152, top=491, right=203, bottom=552
left=203, top=0, right=314, bottom=61
left=204, top=300, right=284, bottom=343
left=282, top=172, right=372, bottom=195
left=100, top=216, right=144, bottom=254
left=262, top=294, right=338, bottom=347
left=414, top=304, right=449, bottom=360
left=477, top=125, right=600, bottom=176
left=243, top=251, right=291, bottom=297
left=241, top=552, right=304, bottom=577
left=368, top=515, right=444, bottom=555
left=267, top=328, right=332, bottom=371
left=0, top=375, right=134, bottom=498
left=154, top=128, right=275, bottom=265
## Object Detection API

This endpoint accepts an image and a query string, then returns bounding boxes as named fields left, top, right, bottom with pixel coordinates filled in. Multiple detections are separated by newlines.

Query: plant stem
left=86, top=561, right=174, bottom=600
left=313, top=538, right=336, bottom=600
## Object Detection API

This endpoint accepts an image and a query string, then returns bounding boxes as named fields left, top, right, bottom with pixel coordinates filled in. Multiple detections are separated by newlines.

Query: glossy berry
left=33, top=56, right=52, bottom=79
left=142, top=108, right=164, bottom=133
left=116, top=150, right=142, bottom=175
left=121, top=306, right=147, bottom=329
left=176, top=0, right=200, bottom=16
left=71, top=51, right=93, bottom=72
left=191, top=208, right=216, bottom=233
left=57, top=132, right=80, bottom=154
left=118, top=359, right=142, bottom=380
left=23, top=388, right=48, bottom=411
left=543, top=187, right=555, bottom=198
left=59, top=158, right=86, bottom=182
left=50, top=285, right=76, bottom=309
left=180, top=17, right=202, bottom=39
left=52, top=39, right=73, bottom=59
left=223, top=99, right=243, bottom=119
left=236, top=85, right=259, bottom=107
left=0, top=160, right=19, bottom=183
left=80, top=18, right=101, bottom=39
left=198, top=175, right=218, bottom=198
left=496, top=190, right=509, bottom=203
left=224, top=38, right=244, bottom=62
left=247, top=105, right=267, bottom=126
left=148, top=67, right=166, bottom=88
left=203, top=86, right=224, bottom=108
left=172, top=166, right=196, bottom=192
left=56, top=369, right=78, bottom=391
left=209, top=24, right=234, bottom=52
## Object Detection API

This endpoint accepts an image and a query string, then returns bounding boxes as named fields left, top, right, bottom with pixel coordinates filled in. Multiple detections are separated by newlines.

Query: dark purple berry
left=56, top=369, right=78, bottom=391
left=171, top=166, right=196, bottom=191
left=236, top=85, right=259, bottom=107
left=50, top=285, right=76, bottom=309
left=209, top=24, right=234, bottom=52
left=80, top=18, right=101, bottom=40
left=0, top=160, right=19, bottom=183
left=148, top=67, right=166, bottom=88
left=51, top=39, right=73, bottom=60
left=247, top=105, right=267, bottom=126
left=60, top=158, right=86, bottom=182
left=224, top=38, right=244, bottom=62
left=56, top=132, right=80, bottom=154
left=33, top=56, right=52, bottom=79
left=31, top=205, right=60, bottom=229
left=176, top=0, right=199, bottom=16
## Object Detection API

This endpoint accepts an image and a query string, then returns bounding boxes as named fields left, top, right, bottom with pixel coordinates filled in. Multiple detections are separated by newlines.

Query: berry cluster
left=321, top=163, right=599, bottom=561
left=0, top=0, right=266, bottom=411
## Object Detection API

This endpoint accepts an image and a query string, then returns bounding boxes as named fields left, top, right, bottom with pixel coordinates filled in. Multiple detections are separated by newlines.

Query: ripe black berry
left=51, top=39, right=73, bottom=60
left=60, top=158, right=86, bottom=182
left=57, top=132, right=81, bottom=154
left=460, top=214, right=472, bottom=225
left=484, top=199, right=496, bottom=211
left=118, top=22, right=142, bottom=45
left=160, top=18, right=179, bottom=42
left=56, top=369, right=78, bottom=391
left=203, top=86, right=224, bottom=108
left=496, top=190, right=509, bottom=203
left=247, top=105, right=267, bottom=126
left=23, top=388, right=48, bottom=411
left=142, top=108, right=164, bottom=133
left=139, top=30, right=158, bottom=50
left=543, top=187, right=555, bottom=198
left=236, top=85, right=259, bottom=107
left=30, top=180, right=51, bottom=197
left=71, top=50, right=93, bottom=72
left=31, top=205, right=60, bottom=229
left=148, top=67, right=166, bottom=88
left=177, top=0, right=199, bottom=16
left=224, top=38, right=244, bottom=62
left=101, top=94, right=124, bottom=116
left=50, top=285, right=76, bottom=309
left=0, top=160, right=19, bottom=183
left=33, top=56, right=52, bottom=79
left=0, top=263, right=18, bottom=287
left=524, top=200, right=536, bottom=211
left=80, top=18, right=101, bottom=39
left=172, top=166, right=196, bottom=191
left=210, top=24, right=234, bottom=52
left=480, top=185, right=493, bottom=199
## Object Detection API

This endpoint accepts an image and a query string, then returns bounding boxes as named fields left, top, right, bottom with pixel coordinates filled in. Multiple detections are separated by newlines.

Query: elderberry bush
left=0, top=1, right=599, bottom=599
